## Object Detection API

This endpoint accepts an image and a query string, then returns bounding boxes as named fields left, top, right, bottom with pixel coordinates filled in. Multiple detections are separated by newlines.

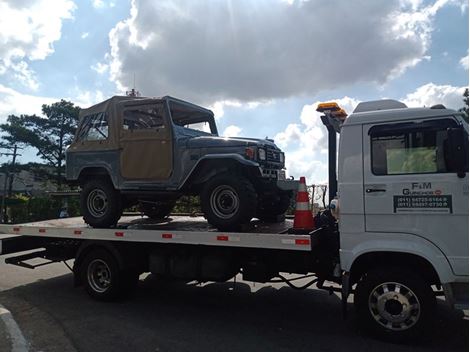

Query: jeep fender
left=340, top=231, right=455, bottom=284
left=180, top=154, right=261, bottom=189
left=75, top=165, right=118, bottom=188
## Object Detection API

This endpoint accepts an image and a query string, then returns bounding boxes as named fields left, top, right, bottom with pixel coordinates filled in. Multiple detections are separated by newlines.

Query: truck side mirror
left=447, top=127, right=468, bottom=178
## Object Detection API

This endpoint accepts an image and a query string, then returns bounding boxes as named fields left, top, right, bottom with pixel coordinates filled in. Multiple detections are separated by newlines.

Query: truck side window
left=123, top=104, right=166, bottom=130
left=77, top=112, right=108, bottom=141
left=370, top=119, right=458, bottom=175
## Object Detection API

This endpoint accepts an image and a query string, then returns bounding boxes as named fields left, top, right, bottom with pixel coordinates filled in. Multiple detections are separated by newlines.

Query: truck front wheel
left=81, top=179, right=122, bottom=228
left=201, top=173, right=257, bottom=231
left=354, top=267, right=436, bottom=341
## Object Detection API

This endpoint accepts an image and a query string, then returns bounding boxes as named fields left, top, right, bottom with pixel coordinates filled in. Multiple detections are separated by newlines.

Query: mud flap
left=341, top=271, right=350, bottom=319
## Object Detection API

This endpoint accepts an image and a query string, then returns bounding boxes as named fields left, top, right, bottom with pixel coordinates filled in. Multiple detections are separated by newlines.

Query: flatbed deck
left=0, top=216, right=312, bottom=253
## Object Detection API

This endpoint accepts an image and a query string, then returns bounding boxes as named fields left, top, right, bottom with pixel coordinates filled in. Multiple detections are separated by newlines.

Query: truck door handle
left=366, top=188, right=386, bottom=193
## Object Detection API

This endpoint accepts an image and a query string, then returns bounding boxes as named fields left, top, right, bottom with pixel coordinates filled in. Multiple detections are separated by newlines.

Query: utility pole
left=0, top=145, right=22, bottom=223
left=8, top=145, right=19, bottom=197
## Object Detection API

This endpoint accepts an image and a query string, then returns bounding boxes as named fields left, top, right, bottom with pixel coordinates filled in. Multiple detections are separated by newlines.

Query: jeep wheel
left=140, top=201, right=176, bottom=219
left=81, top=179, right=122, bottom=228
left=257, top=191, right=292, bottom=222
left=201, top=173, right=257, bottom=231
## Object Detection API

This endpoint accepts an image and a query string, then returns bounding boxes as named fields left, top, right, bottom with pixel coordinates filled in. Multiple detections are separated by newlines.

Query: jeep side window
left=123, top=104, right=165, bottom=130
left=370, top=119, right=458, bottom=175
left=77, top=112, right=108, bottom=141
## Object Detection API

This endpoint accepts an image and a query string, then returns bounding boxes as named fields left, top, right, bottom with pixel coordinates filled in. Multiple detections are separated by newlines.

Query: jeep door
left=363, top=117, right=469, bottom=276
left=120, top=102, right=173, bottom=180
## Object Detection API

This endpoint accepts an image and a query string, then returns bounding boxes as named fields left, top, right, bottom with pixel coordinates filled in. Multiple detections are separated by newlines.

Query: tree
left=459, top=88, right=469, bottom=123
left=0, top=100, right=80, bottom=187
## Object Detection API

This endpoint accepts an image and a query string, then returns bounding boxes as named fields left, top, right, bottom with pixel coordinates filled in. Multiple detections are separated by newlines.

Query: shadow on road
left=0, top=273, right=467, bottom=352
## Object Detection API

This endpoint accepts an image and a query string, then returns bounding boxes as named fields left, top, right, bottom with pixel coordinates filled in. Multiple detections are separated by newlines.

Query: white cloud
left=207, top=99, right=268, bottom=120
left=403, top=82, right=467, bottom=109
left=0, top=0, right=75, bottom=90
left=92, top=0, right=105, bottom=8
left=0, top=84, right=56, bottom=119
left=74, top=89, right=105, bottom=108
left=274, top=96, right=360, bottom=183
left=10, top=61, right=39, bottom=91
left=91, top=62, right=109, bottom=75
left=92, top=0, right=116, bottom=9
left=459, top=52, right=469, bottom=70
left=0, top=85, right=105, bottom=121
left=106, top=0, right=462, bottom=105
left=274, top=83, right=466, bottom=183
left=81, top=32, right=89, bottom=39
left=222, top=125, right=242, bottom=137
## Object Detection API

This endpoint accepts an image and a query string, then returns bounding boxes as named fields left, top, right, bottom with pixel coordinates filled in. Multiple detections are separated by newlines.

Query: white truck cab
left=321, top=99, right=468, bottom=338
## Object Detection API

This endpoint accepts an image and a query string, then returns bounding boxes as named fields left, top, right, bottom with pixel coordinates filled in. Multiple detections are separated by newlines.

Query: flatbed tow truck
left=0, top=99, right=468, bottom=340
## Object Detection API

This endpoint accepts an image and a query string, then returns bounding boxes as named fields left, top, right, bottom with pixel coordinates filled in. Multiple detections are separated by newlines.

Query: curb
left=0, top=304, right=29, bottom=352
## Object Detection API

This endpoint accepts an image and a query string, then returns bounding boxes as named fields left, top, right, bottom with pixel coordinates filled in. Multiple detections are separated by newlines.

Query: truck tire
left=354, top=267, right=436, bottom=341
left=257, top=191, right=292, bottom=222
left=81, top=248, right=138, bottom=301
left=201, top=173, right=257, bottom=231
left=140, top=201, right=175, bottom=219
left=81, top=179, right=122, bottom=228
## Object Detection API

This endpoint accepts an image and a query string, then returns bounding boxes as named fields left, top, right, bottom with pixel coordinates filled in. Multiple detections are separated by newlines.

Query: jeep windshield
left=169, top=100, right=218, bottom=135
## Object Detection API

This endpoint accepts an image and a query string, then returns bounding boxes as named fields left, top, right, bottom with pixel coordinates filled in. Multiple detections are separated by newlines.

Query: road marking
left=0, top=304, right=29, bottom=352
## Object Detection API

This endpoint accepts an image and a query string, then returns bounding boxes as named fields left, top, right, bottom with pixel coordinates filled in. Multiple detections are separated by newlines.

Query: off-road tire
left=257, top=191, right=292, bottom=222
left=81, top=249, right=138, bottom=301
left=354, top=267, right=436, bottom=341
left=140, top=201, right=176, bottom=219
left=81, top=178, right=122, bottom=228
left=201, top=173, right=257, bottom=231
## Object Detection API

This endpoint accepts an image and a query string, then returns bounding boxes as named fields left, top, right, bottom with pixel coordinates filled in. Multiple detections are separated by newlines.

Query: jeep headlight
left=280, top=152, right=284, bottom=163
left=258, top=148, right=266, bottom=161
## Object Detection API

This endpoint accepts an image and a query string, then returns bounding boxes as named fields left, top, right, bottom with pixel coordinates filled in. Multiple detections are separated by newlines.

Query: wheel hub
left=87, top=259, right=111, bottom=293
left=368, top=282, right=420, bottom=331
left=87, top=189, right=108, bottom=217
left=210, top=185, right=239, bottom=219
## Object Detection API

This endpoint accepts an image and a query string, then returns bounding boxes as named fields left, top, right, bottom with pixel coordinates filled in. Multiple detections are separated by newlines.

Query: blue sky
left=0, top=0, right=468, bottom=183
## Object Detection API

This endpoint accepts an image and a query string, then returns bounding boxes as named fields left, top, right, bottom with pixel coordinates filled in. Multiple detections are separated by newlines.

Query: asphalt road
left=0, top=254, right=468, bottom=352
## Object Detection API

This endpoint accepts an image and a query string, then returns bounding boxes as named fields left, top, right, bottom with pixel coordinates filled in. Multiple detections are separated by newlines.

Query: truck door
left=120, top=102, right=173, bottom=180
left=363, top=117, right=468, bottom=276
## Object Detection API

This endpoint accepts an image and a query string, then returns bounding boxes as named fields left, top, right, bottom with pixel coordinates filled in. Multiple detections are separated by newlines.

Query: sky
left=0, top=0, right=468, bottom=183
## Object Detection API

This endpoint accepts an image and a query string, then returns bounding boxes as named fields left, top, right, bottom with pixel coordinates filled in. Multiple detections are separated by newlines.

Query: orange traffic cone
left=293, top=176, right=315, bottom=232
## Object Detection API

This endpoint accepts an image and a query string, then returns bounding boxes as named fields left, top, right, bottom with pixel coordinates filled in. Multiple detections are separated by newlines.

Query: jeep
left=66, top=95, right=296, bottom=231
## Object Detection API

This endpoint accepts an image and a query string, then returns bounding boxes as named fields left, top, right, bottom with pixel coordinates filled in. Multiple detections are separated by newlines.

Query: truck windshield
left=370, top=118, right=460, bottom=175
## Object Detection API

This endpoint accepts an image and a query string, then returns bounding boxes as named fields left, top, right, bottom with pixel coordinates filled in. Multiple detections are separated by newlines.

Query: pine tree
left=459, top=88, right=469, bottom=123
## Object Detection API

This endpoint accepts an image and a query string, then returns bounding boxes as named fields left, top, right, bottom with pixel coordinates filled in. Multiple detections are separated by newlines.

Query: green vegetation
left=8, top=195, right=80, bottom=224
left=0, top=100, right=80, bottom=187
left=460, top=88, right=469, bottom=123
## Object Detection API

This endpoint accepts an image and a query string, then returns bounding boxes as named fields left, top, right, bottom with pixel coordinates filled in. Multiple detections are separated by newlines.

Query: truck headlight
left=280, top=152, right=284, bottom=163
left=258, top=148, right=266, bottom=161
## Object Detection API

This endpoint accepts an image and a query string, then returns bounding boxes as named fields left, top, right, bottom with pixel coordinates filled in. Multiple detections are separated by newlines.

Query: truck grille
left=266, top=149, right=281, bottom=163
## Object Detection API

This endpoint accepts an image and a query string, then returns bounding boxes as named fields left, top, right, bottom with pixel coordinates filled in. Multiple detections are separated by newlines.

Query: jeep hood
left=187, top=136, right=280, bottom=150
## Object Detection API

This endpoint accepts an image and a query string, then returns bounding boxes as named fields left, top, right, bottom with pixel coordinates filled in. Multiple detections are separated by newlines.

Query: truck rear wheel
left=354, top=267, right=436, bottom=341
left=201, top=173, right=257, bottom=231
left=81, top=179, right=122, bottom=228
left=81, top=248, right=138, bottom=301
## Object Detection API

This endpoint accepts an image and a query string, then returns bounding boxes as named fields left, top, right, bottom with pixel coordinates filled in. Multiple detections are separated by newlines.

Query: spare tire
left=140, top=201, right=176, bottom=219
left=257, top=191, right=292, bottom=222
